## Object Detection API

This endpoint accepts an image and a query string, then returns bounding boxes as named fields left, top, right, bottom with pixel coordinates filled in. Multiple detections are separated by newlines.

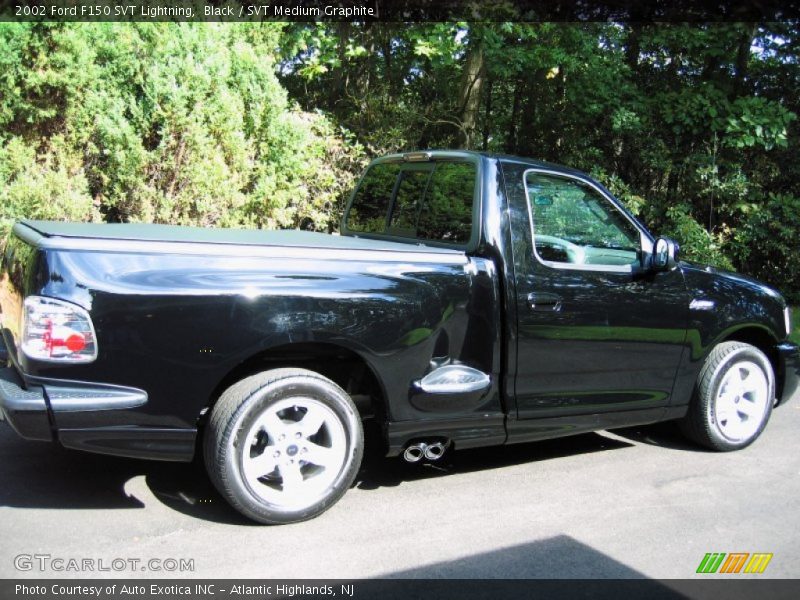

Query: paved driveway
left=1, top=398, right=798, bottom=580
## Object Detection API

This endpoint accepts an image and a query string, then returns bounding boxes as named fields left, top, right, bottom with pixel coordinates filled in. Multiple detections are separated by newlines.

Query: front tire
left=204, top=368, right=363, bottom=524
left=679, top=341, right=774, bottom=451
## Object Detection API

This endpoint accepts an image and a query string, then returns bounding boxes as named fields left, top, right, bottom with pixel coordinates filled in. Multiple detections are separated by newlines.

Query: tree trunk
left=458, top=29, right=486, bottom=149
left=382, top=26, right=396, bottom=99
left=507, top=78, right=522, bottom=154
left=733, top=23, right=757, bottom=97
left=482, top=78, right=494, bottom=150
left=332, top=22, right=351, bottom=110
left=354, top=24, right=375, bottom=101
left=625, top=24, right=642, bottom=71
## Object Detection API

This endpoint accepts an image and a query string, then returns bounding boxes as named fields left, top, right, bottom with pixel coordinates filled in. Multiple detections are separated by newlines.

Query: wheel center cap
left=286, top=445, right=298, bottom=457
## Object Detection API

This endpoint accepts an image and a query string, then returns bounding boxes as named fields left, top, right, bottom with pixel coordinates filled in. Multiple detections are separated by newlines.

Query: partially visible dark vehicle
left=1, top=151, right=798, bottom=524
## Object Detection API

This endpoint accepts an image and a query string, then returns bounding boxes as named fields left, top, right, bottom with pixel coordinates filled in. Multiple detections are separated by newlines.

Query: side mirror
left=652, top=237, right=679, bottom=271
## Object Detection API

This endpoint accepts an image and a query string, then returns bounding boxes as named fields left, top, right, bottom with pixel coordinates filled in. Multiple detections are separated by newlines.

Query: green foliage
left=0, top=137, right=96, bottom=235
left=0, top=23, right=366, bottom=234
left=663, top=205, right=734, bottom=270
left=725, top=97, right=795, bottom=150
left=279, top=23, right=466, bottom=154
left=591, top=169, right=646, bottom=217
left=731, top=194, right=800, bottom=303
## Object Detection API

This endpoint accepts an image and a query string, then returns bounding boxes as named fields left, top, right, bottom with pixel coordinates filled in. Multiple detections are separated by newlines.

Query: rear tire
left=679, top=341, right=774, bottom=451
left=204, top=368, right=363, bottom=524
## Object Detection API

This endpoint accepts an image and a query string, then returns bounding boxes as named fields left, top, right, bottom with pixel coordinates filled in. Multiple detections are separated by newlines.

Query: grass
left=791, top=306, right=800, bottom=345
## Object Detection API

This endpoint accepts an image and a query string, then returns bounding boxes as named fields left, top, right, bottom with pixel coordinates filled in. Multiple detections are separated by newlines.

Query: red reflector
left=65, top=334, right=86, bottom=352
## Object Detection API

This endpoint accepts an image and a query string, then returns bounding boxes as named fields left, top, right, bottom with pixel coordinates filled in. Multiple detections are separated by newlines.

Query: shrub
left=0, top=23, right=366, bottom=236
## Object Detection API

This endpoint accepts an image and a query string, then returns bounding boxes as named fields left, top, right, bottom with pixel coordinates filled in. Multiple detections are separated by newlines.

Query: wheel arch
left=200, top=342, right=389, bottom=427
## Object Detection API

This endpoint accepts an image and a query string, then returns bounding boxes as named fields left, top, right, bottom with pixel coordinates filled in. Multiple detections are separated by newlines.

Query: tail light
left=22, top=296, right=98, bottom=363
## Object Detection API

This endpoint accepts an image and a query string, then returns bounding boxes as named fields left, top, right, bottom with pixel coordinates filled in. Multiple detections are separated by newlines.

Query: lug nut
left=273, top=450, right=281, bottom=458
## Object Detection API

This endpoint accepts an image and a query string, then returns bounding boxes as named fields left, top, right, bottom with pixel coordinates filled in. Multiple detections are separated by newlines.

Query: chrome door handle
left=528, top=292, right=562, bottom=312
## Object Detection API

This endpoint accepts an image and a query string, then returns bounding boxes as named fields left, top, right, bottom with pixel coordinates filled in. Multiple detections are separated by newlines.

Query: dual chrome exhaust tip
left=403, top=441, right=448, bottom=463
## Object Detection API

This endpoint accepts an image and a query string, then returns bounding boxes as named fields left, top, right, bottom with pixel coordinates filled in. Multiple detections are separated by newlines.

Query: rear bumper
left=0, top=364, right=150, bottom=442
left=0, top=366, right=52, bottom=441
left=777, top=342, right=800, bottom=406
left=0, top=362, right=196, bottom=461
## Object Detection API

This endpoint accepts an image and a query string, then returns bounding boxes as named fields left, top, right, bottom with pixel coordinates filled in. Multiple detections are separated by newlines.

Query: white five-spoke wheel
left=241, top=398, right=347, bottom=510
left=204, top=368, right=363, bottom=524
left=713, top=359, right=769, bottom=443
left=679, top=341, right=775, bottom=451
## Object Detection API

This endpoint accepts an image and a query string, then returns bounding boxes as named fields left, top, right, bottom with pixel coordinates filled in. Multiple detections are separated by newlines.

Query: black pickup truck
left=1, top=151, right=798, bottom=524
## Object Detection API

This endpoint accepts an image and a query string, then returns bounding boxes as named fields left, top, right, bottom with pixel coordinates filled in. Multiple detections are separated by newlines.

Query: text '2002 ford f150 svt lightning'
left=1, top=150, right=798, bottom=524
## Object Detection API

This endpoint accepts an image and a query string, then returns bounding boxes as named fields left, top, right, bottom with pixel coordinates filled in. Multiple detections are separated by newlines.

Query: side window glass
left=525, top=172, right=640, bottom=267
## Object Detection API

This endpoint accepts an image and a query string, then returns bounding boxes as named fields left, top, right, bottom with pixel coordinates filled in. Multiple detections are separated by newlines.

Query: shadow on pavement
left=355, top=420, right=634, bottom=490
left=0, top=426, right=251, bottom=524
left=609, top=420, right=708, bottom=451
left=0, top=419, right=636, bottom=525
left=356, top=535, right=690, bottom=599
left=383, top=535, right=654, bottom=579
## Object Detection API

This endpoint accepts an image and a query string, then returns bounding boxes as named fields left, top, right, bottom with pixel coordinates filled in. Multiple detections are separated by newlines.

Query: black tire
left=204, top=368, right=363, bottom=524
left=679, top=341, right=775, bottom=451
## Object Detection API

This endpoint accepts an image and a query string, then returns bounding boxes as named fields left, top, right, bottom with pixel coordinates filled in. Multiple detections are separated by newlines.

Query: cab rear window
left=345, top=160, right=476, bottom=245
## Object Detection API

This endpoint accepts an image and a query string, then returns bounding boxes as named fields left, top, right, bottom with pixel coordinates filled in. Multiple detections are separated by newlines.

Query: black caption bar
left=2, top=0, right=800, bottom=22
left=4, top=580, right=800, bottom=600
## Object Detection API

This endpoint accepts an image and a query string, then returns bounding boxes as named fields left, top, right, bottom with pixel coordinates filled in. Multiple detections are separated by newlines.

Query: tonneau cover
left=19, top=220, right=461, bottom=255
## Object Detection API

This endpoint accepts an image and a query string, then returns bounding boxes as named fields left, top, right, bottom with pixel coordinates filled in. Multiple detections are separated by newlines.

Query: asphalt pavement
left=1, top=395, right=798, bottom=580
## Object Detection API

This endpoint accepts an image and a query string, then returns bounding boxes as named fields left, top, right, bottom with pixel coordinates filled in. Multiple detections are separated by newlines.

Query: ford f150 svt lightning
left=1, top=151, right=798, bottom=523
